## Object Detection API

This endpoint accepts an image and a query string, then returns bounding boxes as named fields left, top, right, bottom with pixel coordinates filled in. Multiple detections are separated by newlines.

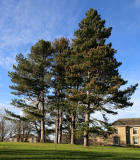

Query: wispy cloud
left=0, top=0, right=52, bottom=47
left=0, top=0, right=81, bottom=70
left=0, top=102, right=20, bottom=115
left=93, top=97, right=140, bottom=123
left=0, top=55, right=16, bottom=70
left=109, top=98, right=140, bottom=122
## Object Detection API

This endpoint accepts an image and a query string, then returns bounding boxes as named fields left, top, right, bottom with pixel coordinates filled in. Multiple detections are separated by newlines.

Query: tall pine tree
left=72, top=9, right=138, bottom=146
left=8, top=40, right=52, bottom=143
left=50, top=37, right=71, bottom=143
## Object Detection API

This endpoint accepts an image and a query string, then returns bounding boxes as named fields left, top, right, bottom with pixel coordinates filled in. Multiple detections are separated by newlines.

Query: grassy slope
left=0, top=142, right=140, bottom=160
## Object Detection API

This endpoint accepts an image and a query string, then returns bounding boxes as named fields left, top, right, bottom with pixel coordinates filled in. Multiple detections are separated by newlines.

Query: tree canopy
left=5, top=8, right=138, bottom=146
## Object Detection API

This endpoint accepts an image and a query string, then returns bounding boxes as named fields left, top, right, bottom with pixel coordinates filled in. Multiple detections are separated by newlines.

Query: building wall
left=104, top=126, right=126, bottom=146
left=89, top=126, right=126, bottom=146
left=28, top=137, right=37, bottom=143
left=89, top=134, right=114, bottom=146
left=130, top=127, right=140, bottom=146
left=117, top=127, right=126, bottom=145
left=9, top=138, right=17, bottom=142
left=9, top=137, right=37, bottom=143
left=89, top=126, right=140, bottom=146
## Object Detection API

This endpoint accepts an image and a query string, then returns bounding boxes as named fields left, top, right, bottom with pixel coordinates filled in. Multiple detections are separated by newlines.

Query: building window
left=133, top=128, right=138, bottom=135
left=114, top=128, right=118, bottom=134
left=113, top=136, right=119, bottom=145
left=133, top=137, right=138, bottom=144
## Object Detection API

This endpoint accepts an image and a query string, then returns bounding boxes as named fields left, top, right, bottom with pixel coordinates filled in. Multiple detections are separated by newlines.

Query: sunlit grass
left=0, top=142, right=139, bottom=160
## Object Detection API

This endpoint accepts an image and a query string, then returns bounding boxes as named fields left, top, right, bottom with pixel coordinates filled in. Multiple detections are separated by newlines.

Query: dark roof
left=112, top=118, right=140, bottom=126
left=11, top=134, right=37, bottom=138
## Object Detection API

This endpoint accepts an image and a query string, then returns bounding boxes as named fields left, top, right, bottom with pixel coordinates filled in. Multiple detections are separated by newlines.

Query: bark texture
left=71, top=113, right=75, bottom=144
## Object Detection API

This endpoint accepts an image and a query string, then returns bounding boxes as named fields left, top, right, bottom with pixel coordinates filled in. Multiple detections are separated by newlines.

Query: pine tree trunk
left=55, top=109, right=59, bottom=144
left=71, top=113, right=75, bottom=144
left=40, top=114, right=45, bottom=142
left=18, top=121, right=22, bottom=142
left=84, top=111, right=89, bottom=146
left=40, top=92, right=45, bottom=143
left=22, top=123, right=25, bottom=142
left=59, top=109, right=63, bottom=143
left=84, top=71, right=90, bottom=147
left=40, top=116, right=45, bottom=142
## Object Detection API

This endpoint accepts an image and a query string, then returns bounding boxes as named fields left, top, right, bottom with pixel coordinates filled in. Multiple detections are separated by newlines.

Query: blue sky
left=0, top=0, right=140, bottom=121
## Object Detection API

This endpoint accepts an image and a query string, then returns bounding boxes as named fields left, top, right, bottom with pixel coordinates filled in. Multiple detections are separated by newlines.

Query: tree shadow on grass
left=0, top=149, right=139, bottom=160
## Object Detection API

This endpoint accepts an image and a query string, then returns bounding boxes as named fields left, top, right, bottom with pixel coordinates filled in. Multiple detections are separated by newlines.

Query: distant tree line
left=5, top=9, right=137, bottom=146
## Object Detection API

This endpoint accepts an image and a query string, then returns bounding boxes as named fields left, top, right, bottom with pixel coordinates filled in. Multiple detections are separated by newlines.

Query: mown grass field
left=0, top=142, right=140, bottom=160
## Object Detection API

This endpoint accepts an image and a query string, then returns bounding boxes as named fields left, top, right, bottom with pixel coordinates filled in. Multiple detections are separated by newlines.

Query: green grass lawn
left=0, top=142, right=140, bottom=160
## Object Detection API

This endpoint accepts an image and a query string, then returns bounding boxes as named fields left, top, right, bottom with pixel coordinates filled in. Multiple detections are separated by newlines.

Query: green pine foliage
left=71, top=8, right=138, bottom=146
left=7, top=40, right=52, bottom=143
left=6, top=9, right=138, bottom=146
left=50, top=37, right=71, bottom=143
